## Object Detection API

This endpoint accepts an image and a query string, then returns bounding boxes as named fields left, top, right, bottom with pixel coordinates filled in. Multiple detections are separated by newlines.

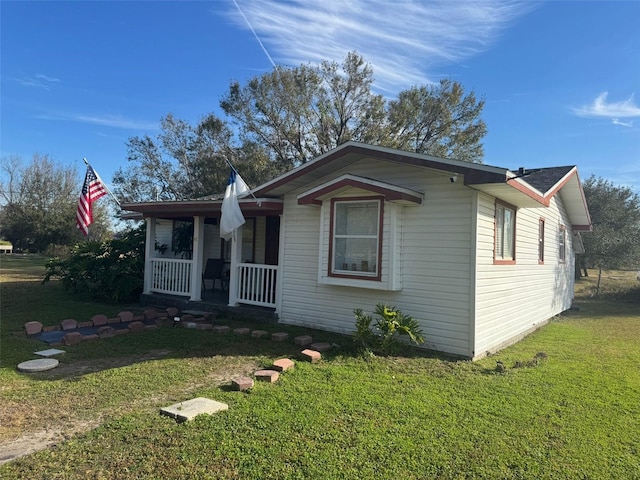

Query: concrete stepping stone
left=231, top=376, right=254, bottom=391
left=212, top=325, right=230, bottom=334
left=255, top=369, right=280, bottom=382
left=251, top=330, right=268, bottom=339
left=301, top=349, right=321, bottom=363
left=271, top=332, right=289, bottom=342
left=24, top=321, right=43, bottom=335
left=273, top=358, right=295, bottom=372
left=17, top=358, right=59, bottom=372
left=310, top=342, right=332, bottom=352
left=160, top=397, right=228, bottom=423
left=294, top=335, right=313, bottom=346
left=34, top=348, right=65, bottom=357
left=233, top=327, right=251, bottom=335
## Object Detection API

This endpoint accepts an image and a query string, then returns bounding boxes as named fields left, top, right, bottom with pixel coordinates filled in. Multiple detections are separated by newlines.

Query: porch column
left=190, top=215, right=205, bottom=301
left=143, top=217, right=156, bottom=294
left=227, top=224, right=243, bottom=307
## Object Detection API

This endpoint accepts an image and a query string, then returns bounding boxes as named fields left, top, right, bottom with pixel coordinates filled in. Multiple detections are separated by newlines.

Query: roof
left=121, top=141, right=591, bottom=230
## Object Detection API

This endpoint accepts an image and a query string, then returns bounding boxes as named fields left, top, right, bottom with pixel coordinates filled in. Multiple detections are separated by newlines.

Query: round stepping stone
left=17, top=358, right=59, bottom=372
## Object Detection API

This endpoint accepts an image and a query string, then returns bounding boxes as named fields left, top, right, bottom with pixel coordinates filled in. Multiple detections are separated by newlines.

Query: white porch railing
left=237, top=263, right=278, bottom=308
left=151, top=258, right=192, bottom=296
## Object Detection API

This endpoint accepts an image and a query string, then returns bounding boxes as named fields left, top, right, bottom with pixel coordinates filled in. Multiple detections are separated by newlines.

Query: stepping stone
left=196, top=323, right=213, bottom=331
left=118, top=311, right=134, bottom=322
left=34, top=348, right=65, bottom=357
left=91, top=314, right=108, bottom=326
left=61, top=319, right=78, bottom=331
left=301, top=349, right=321, bottom=363
left=24, top=321, right=43, bottom=335
left=160, top=397, right=228, bottom=423
left=310, top=342, right=331, bottom=352
left=63, top=332, right=83, bottom=345
left=17, top=358, right=59, bottom=372
left=251, top=330, right=268, bottom=339
left=294, top=335, right=313, bottom=346
left=212, top=325, right=230, bottom=334
left=231, top=376, right=254, bottom=391
left=273, top=358, right=295, bottom=372
left=233, top=327, right=251, bottom=335
left=271, top=332, right=289, bottom=342
left=254, top=369, right=279, bottom=383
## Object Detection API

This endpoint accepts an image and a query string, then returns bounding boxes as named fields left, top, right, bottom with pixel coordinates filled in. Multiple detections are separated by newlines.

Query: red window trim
left=494, top=200, right=517, bottom=265
left=328, top=196, right=384, bottom=281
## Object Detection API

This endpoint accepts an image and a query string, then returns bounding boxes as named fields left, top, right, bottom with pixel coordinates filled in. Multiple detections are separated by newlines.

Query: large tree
left=581, top=176, right=640, bottom=291
left=0, top=154, right=111, bottom=252
left=116, top=52, right=487, bottom=201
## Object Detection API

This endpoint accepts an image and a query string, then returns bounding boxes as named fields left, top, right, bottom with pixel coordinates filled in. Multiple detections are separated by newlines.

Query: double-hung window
left=495, top=201, right=516, bottom=264
left=330, top=198, right=382, bottom=279
left=558, top=225, right=566, bottom=263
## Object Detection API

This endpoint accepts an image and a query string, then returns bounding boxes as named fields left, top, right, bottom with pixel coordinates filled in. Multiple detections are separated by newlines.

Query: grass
left=1, top=256, right=639, bottom=479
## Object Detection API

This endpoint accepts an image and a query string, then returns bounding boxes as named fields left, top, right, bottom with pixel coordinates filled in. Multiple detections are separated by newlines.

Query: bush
left=353, top=303, right=425, bottom=355
left=43, top=226, right=145, bottom=303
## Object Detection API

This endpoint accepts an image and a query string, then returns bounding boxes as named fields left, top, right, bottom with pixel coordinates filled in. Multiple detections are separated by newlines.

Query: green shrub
left=43, top=226, right=145, bottom=302
left=353, top=303, right=425, bottom=354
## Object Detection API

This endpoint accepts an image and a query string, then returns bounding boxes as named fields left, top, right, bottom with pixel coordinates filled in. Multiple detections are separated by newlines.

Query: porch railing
left=151, top=258, right=192, bottom=296
left=237, top=263, right=278, bottom=308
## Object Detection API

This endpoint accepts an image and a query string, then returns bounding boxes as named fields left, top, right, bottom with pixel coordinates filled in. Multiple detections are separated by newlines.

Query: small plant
left=353, top=303, right=425, bottom=354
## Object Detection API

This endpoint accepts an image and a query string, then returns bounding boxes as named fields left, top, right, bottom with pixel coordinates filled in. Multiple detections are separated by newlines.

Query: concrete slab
left=34, top=348, right=66, bottom=357
left=160, top=397, right=228, bottom=423
left=17, top=358, right=59, bottom=372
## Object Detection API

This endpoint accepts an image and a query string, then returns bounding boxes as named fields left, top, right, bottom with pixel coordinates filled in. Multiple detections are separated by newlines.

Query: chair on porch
left=202, top=258, right=227, bottom=292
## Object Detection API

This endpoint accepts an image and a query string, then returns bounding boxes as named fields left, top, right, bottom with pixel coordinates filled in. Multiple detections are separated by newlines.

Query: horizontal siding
left=278, top=160, right=474, bottom=358
left=474, top=193, right=575, bottom=357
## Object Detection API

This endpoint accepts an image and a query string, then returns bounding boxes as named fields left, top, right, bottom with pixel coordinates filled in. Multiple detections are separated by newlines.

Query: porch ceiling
left=121, top=198, right=283, bottom=220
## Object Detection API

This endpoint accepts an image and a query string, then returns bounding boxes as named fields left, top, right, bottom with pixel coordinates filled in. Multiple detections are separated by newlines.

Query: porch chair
left=202, top=258, right=227, bottom=292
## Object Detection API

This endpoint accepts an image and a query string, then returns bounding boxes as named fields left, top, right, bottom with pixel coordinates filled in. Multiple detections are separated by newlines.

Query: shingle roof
left=517, top=166, right=575, bottom=194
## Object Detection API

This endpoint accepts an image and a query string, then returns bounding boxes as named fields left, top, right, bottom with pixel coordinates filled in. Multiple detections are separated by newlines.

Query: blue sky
left=2, top=0, right=639, bottom=194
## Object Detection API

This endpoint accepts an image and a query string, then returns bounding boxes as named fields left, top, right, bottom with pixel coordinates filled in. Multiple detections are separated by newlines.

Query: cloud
left=612, top=118, right=633, bottom=128
left=36, top=112, right=157, bottom=130
left=574, top=92, right=640, bottom=119
left=222, top=0, right=534, bottom=93
left=14, top=73, right=60, bottom=89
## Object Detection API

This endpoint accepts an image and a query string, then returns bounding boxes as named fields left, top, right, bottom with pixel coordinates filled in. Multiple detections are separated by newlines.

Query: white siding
left=278, top=159, right=475, bottom=357
left=473, top=193, right=575, bottom=358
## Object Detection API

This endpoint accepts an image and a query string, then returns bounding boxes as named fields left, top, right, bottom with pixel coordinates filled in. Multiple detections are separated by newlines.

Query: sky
left=1, top=0, right=639, bottom=196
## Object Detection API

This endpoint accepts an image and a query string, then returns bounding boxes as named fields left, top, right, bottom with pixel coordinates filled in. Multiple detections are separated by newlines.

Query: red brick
left=231, top=376, right=254, bottom=391
left=24, top=321, right=43, bottom=335
left=271, top=332, right=289, bottom=342
left=254, top=369, right=279, bottom=383
left=91, top=314, right=108, bottom=326
left=60, top=319, right=78, bottom=331
left=272, top=358, right=295, bottom=372
left=301, top=349, right=321, bottom=363
left=294, top=335, right=313, bottom=346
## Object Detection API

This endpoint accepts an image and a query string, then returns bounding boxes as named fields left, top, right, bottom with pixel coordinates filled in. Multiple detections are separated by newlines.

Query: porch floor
left=140, top=289, right=277, bottom=323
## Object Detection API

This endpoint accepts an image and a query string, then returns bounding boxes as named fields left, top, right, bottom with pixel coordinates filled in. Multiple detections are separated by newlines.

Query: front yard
left=1, top=256, right=638, bottom=479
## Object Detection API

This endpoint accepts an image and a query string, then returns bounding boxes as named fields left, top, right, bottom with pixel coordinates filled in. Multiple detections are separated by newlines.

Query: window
left=495, top=201, right=516, bottom=264
left=558, top=225, right=566, bottom=263
left=538, top=218, right=545, bottom=264
left=329, top=198, right=382, bottom=279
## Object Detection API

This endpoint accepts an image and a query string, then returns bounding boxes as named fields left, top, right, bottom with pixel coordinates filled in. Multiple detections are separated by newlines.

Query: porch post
left=227, top=224, right=243, bottom=307
left=190, top=215, right=205, bottom=301
left=143, top=217, right=155, bottom=294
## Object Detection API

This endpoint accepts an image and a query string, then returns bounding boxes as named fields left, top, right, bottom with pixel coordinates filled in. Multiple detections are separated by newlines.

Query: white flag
left=220, top=168, right=250, bottom=240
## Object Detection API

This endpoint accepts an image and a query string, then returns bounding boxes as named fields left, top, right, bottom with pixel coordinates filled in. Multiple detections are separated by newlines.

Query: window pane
left=503, top=208, right=514, bottom=259
left=335, top=202, right=378, bottom=235
left=334, top=238, right=377, bottom=272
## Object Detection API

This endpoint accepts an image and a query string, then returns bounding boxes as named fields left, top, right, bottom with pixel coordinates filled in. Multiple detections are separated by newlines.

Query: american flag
left=76, top=165, right=107, bottom=235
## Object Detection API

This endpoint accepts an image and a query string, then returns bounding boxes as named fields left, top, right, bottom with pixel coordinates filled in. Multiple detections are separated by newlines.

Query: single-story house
left=122, top=142, right=591, bottom=359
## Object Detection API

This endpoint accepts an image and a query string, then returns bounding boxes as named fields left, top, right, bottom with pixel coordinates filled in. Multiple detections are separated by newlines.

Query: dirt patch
left=0, top=351, right=259, bottom=465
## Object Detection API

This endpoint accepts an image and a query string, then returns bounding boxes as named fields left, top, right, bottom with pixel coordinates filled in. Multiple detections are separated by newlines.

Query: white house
left=122, top=142, right=591, bottom=359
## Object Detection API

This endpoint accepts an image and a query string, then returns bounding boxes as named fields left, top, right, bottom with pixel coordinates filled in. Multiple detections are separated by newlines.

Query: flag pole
left=83, top=158, right=121, bottom=208
left=222, top=155, right=262, bottom=206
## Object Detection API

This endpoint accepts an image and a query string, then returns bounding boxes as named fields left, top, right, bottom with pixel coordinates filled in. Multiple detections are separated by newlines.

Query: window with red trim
left=495, top=202, right=516, bottom=264
left=558, top=225, right=566, bottom=263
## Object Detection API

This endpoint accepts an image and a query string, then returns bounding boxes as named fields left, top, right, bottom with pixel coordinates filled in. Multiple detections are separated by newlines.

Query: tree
left=0, top=154, right=111, bottom=252
left=581, top=176, right=640, bottom=293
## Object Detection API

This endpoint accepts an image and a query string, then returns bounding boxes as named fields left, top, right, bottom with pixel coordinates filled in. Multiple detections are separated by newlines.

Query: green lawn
left=1, top=256, right=639, bottom=479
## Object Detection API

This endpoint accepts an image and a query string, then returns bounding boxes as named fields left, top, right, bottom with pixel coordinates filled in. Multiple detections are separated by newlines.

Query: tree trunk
left=595, top=267, right=602, bottom=296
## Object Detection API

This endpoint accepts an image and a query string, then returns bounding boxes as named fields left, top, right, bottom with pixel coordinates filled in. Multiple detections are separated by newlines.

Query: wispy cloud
left=36, top=112, right=157, bottom=130
left=612, top=118, right=633, bottom=128
left=573, top=92, right=640, bottom=119
left=221, top=0, right=534, bottom=93
left=14, top=73, right=60, bottom=89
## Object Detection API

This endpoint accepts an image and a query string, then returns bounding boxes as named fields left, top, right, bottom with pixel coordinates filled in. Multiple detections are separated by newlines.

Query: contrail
left=232, top=0, right=277, bottom=68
